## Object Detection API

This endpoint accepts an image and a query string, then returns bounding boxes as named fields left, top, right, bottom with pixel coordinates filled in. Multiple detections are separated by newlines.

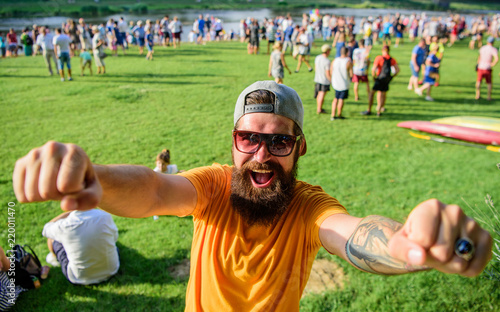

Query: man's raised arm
left=13, top=141, right=196, bottom=218
left=319, top=199, right=492, bottom=277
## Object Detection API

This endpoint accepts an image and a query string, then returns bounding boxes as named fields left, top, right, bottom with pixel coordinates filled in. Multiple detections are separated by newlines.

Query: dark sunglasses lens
left=236, top=132, right=261, bottom=153
left=269, top=135, right=294, bottom=156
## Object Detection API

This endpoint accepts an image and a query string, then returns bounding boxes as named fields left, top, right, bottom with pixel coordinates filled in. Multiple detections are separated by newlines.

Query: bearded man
left=14, top=81, right=492, bottom=311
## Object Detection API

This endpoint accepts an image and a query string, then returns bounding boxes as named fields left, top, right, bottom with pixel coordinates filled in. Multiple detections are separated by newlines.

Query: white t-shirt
left=314, top=54, right=331, bottom=85
left=53, top=34, right=71, bottom=54
left=352, top=47, right=370, bottom=76
left=478, top=44, right=498, bottom=70
left=154, top=164, right=179, bottom=174
left=169, top=21, right=182, bottom=33
left=42, top=209, right=120, bottom=285
left=37, top=32, right=54, bottom=51
left=331, top=57, right=351, bottom=91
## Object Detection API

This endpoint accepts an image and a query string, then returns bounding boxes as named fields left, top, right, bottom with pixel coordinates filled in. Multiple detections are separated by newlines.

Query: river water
left=0, top=7, right=495, bottom=41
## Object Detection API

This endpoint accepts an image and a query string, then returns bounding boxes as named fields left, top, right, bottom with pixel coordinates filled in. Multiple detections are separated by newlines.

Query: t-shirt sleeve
left=180, top=164, right=232, bottom=220
left=294, top=183, right=348, bottom=249
left=42, top=220, right=64, bottom=240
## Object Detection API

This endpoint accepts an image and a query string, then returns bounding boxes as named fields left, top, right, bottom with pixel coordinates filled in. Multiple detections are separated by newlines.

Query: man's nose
left=253, top=141, right=272, bottom=164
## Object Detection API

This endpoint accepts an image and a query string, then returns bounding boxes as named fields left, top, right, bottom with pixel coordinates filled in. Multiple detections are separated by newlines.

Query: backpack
left=11, top=244, right=43, bottom=289
left=378, top=57, right=392, bottom=80
left=25, top=35, right=33, bottom=46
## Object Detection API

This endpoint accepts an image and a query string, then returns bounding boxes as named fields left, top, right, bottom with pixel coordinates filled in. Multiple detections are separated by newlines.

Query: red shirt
left=373, top=54, right=397, bottom=76
left=7, top=33, right=17, bottom=44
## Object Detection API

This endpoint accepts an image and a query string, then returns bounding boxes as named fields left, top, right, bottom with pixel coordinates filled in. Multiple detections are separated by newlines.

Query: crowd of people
left=0, top=11, right=498, bottom=102
left=250, top=11, right=499, bottom=118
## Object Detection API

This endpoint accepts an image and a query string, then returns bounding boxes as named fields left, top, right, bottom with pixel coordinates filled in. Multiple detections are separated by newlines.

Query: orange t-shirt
left=181, top=164, right=347, bottom=311
left=373, top=54, right=397, bottom=76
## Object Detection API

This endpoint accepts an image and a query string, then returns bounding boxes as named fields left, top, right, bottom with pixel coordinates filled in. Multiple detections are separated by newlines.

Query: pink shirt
left=478, top=44, right=498, bottom=70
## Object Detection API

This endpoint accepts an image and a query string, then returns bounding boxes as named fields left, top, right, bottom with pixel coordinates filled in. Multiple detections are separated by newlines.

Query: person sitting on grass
left=154, top=149, right=182, bottom=174
left=79, top=48, right=92, bottom=76
left=43, top=209, right=119, bottom=285
left=0, top=246, right=26, bottom=310
left=14, top=81, right=493, bottom=311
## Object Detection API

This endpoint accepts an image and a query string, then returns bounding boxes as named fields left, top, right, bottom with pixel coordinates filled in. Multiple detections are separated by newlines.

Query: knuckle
left=44, top=140, right=62, bottom=154
left=446, top=204, right=464, bottom=220
left=27, top=149, right=41, bottom=162
left=454, top=260, right=469, bottom=274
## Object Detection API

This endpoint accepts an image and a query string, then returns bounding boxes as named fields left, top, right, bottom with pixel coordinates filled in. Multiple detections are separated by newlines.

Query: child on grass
left=145, top=28, right=154, bottom=61
left=152, top=149, right=182, bottom=220
left=79, top=48, right=93, bottom=76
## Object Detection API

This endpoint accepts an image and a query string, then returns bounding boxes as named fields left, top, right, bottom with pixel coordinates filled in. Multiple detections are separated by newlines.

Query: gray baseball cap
left=234, top=81, right=304, bottom=133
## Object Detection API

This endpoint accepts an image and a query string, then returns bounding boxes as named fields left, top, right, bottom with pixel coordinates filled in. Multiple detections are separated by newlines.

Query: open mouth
left=249, top=169, right=275, bottom=188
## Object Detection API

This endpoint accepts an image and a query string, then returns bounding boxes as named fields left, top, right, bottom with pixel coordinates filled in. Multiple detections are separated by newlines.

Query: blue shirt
left=284, top=26, right=294, bottom=42
left=146, top=33, right=153, bottom=46
left=425, top=54, right=440, bottom=76
left=412, top=45, right=426, bottom=67
left=198, top=18, right=205, bottom=31
left=132, top=26, right=145, bottom=39
left=382, top=22, right=392, bottom=35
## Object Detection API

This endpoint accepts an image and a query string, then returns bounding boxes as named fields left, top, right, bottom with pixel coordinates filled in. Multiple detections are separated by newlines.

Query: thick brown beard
left=230, top=156, right=298, bottom=227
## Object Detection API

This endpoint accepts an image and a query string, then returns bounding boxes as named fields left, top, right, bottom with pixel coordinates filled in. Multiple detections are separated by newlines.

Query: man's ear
left=299, top=138, right=307, bottom=156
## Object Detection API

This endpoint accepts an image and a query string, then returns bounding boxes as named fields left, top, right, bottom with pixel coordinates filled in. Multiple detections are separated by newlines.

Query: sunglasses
left=233, top=130, right=301, bottom=157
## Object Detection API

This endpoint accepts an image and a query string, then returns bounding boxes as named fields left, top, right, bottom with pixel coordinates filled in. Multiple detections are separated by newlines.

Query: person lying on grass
left=14, top=80, right=492, bottom=311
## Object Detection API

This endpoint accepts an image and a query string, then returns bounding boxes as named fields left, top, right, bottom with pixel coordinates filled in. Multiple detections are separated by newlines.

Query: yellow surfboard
left=432, top=116, right=500, bottom=133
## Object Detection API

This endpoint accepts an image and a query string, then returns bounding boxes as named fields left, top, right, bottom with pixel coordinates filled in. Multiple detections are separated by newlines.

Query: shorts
left=197, top=29, right=205, bottom=38
left=352, top=74, right=368, bottom=83
left=268, top=39, right=275, bottom=44
left=410, top=63, right=421, bottom=77
left=173, top=32, right=181, bottom=40
left=423, top=75, right=436, bottom=86
left=146, top=44, right=153, bottom=52
left=395, top=31, right=403, bottom=38
left=8, top=44, right=17, bottom=52
left=314, top=83, right=330, bottom=98
left=334, top=89, right=349, bottom=99
left=373, top=77, right=392, bottom=92
left=383, top=33, right=391, bottom=41
left=250, top=37, right=259, bottom=47
left=138, top=37, right=145, bottom=47
left=57, top=52, right=71, bottom=70
left=215, top=30, right=222, bottom=37
left=364, top=38, right=373, bottom=46
left=1, top=47, right=6, bottom=57
left=82, top=59, right=91, bottom=66
left=52, top=240, right=71, bottom=282
left=477, top=69, right=492, bottom=84
left=162, top=32, right=171, bottom=39
left=93, top=50, right=105, bottom=67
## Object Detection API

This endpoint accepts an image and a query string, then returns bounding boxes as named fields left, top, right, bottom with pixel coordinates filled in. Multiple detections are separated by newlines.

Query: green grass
left=1, top=35, right=499, bottom=311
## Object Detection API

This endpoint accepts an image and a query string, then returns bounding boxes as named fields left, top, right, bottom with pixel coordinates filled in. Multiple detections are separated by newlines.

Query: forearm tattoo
left=346, top=216, right=428, bottom=275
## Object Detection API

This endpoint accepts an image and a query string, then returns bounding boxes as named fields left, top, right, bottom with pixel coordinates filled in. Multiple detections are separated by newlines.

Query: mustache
left=241, top=160, right=282, bottom=173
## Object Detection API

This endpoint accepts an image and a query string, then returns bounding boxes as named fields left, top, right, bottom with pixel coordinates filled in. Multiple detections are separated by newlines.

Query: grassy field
left=1, top=34, right=499, bottom=311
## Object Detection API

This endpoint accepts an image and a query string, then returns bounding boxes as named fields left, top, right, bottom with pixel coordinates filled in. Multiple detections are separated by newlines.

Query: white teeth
left=252, top=169, right=272, bottom=174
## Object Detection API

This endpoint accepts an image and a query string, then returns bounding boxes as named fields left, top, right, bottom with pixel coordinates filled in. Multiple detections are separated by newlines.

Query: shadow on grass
left=11, top=242, right=189, bottom=312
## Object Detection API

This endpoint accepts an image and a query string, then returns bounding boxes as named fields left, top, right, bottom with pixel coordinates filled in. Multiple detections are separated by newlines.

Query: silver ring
left=454, top=237, right=475, bottom=261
